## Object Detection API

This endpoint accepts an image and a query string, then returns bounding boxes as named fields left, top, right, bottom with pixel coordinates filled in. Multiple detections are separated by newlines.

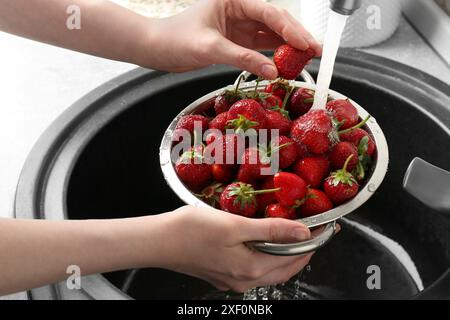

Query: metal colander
left=160, top=70, right=389, bottom=255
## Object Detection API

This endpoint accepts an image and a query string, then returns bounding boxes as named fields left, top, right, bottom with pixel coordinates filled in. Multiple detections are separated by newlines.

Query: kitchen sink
left=15, top=50, right=450, bottom=299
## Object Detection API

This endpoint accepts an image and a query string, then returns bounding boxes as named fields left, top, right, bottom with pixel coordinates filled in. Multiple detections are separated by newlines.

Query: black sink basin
left=15, top=50, right=450, bottom=299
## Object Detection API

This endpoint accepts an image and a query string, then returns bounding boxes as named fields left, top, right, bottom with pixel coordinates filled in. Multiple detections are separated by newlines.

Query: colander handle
left=247, top=221, right=337, bottom=256
left=233, top=69, right=316, bottom=87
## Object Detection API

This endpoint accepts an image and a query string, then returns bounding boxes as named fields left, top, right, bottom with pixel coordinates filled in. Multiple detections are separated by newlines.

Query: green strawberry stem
left=304, top=97, right=314, bottom=104
left=338, top=115, right=371, bottom=135
left=227, top=114, right=259, bottom=133
left=234, top=74, right=245, bottom=94
left=281, top=86, right=295, bottom=110
left=355, top=161, right=365, bottom=180
left=247, top=187, right=281, bottom=195
left=269, top=142, right=293, bottom=155
left=342, top=154, right=354, bottom=173
left=253, top=77, right=262, bottom=97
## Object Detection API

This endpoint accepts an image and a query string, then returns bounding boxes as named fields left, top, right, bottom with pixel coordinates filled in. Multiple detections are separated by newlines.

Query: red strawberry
left=273, top=44, right=316, bottom=80
left=219, top=182, right=258, bottom=217
left=173, top=114, right=209, bottom=142
left=265, top=109, right=292, bottom=136
left=214, top=76, right=246, bottom=115
left=258, top=94, right=283, bottom=110
left=227, top=99, right=267, bottom=132
left=324, top=155, right=359, bottom=205
left=219, top=182, right=278, bottom=217
left=175, top=148, right=212, bottom=192
left=326, top=99, right=359, bottom=130
left=290, top=109, right=337, bottom=155
left=292, top=156, right=330, bottom=188
left=294, top=142, right=309, bottom=159
left=257, top=177, right=278, bottom=213
left=214, top=93, right=241, bottom=115
left=270, top=136, right=298, bottom=169
left=289, top=88, right=314, bottom=118
left=329, top=141, right=359, bottom=171
left=299, top=189, right=333, bottom=217
left=211, top=163, right=236, bottom=183
left=264, top=80, right=291, bottom=100
left=196, top=183, right=224, bottom=208
left=265, top=203, right=297, bottom=219
left=340, top=128, right=376, bottom=157
left=236, top=148, right=271, bottom=184
left=204, top=133, right=244, bottom=166
left=273, top=172, right=308, bottom=207
left=209, top=112, right=229, bottom=132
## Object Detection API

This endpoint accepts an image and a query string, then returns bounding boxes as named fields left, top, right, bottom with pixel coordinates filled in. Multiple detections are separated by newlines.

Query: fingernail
left=290, top=227, right=310, bottom=241
left=261, top=64, right=278, bottom=79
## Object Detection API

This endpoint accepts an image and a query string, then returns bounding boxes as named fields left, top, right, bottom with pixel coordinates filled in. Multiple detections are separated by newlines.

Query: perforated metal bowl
left=160, top=70, right=389, bottom=255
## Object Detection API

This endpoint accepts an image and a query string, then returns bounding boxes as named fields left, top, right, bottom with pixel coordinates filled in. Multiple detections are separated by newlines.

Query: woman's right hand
left=149, top=205, right=315, bottom=292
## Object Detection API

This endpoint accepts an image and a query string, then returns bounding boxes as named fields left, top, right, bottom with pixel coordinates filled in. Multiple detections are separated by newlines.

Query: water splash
left=312, top=10, right=349, bottom=110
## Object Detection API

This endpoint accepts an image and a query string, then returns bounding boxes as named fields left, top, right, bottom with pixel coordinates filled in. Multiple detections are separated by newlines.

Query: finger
left=236, top=216, right=311, bottom=243
left=251, top=252, right=313, bottom=287
left=252, top=31, right=285, bottom=50
left=284, top=13, right=323, bottom=56
left=310, top=223, right=341, bottom=238
left=229, top=253, right=313, bottom=292
left=215, top=38, right=278, bottom=79
left=239, top=0, right=309, bottom=50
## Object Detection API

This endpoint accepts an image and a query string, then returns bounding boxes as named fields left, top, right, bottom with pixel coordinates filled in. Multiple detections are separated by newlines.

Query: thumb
left=237, top=217, right=311, bottom=243
left=216, top=38, right=278, bottom=79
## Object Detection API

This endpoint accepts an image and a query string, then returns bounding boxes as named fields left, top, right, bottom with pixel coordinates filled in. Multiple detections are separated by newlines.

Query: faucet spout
left=330, top=0, right=362, bottom=15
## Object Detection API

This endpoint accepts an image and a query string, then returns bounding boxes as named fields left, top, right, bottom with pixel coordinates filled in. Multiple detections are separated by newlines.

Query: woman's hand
left=141, top=0, right=322, bottom=79
left=145, top=205, right=315, bottom=292
left=0, top=0, right=320, bottom=78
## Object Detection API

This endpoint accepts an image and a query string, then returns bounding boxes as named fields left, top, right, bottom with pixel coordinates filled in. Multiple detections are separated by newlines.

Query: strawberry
left=211, top=163, right=236, bottom=183
left=209, top=112, right=229, bottom=132
left=236, top=148, right=271, bottom=184
left=324, top=155, right=359, bottom=205
left=273, top=44, right=315, bottom=80
left=265, top=109, right=292, bottom=136
left=299, top=189, right=333, bottom=217
left=173, top=114, right=209, bottom=142
left=269, top=136, right=298, bottom=169
left=264, top=80, right=291, bottom=100
left=195, top=183, right=224, bottom=208
left=258, top=94, right=283, bottom=110
left=292, top=156, right=330, bottom=188
left=214, top=93, right=240, bottom=115
left=340, top=128, right=376, bottom=157
left=175, top=147, right=212, bottom=192
left=329, top=141, right=359, bottom=171
left=273, top=172, right=308, bottom=207
left=204, top=133, right=243, bottom=166
left=213, top=75, right=246, bottom=115
left=294, top=142, right=309, bottom=159
left=227, top=99, right=267, bottom=132
left=289, top=88, right=314, bottom=118
left=265, top=203, right=297, bottom=219
left=326, top=99, right=359, bottom=130
left=290, top=109, right=338, bottom=155
left=219, top=182, right=278, bottom=217
left=256, top=177, right=278, bottom=213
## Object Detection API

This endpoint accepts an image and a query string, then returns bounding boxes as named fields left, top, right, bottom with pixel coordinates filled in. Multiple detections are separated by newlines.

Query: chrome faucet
left=329, top=0, right=362, bottom=15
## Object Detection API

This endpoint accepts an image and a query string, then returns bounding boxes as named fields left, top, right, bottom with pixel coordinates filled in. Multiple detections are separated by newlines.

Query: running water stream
left=311, top=10, right=349, bottom=110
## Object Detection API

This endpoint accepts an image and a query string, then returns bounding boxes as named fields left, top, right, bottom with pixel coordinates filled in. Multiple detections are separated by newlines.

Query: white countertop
left=0, top=16, right=449, bottom=299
